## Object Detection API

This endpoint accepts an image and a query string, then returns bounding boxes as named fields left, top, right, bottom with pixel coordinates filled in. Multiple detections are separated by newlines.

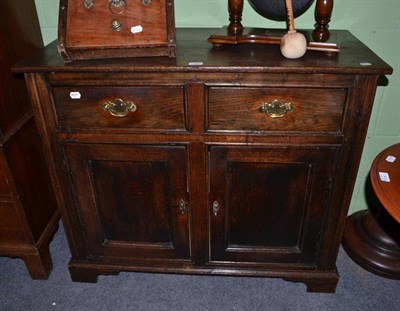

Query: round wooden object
left=370, top=143, right=400, bottom=222
left=342, top=144, right=400, bottom=279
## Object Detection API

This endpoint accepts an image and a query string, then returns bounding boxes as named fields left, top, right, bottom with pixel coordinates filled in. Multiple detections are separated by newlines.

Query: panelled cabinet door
left=63, top=143, right=190, bottom=262
left=208, top=146, right=337, bottom=266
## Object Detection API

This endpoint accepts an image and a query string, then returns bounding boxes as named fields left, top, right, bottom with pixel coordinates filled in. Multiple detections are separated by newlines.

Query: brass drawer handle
left=103, top=98, right=137, bottom=117
left=258, top=100, right=293, bottom=118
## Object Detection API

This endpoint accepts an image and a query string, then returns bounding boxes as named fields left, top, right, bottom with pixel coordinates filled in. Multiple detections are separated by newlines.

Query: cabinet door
left=63, top=143, right=190, bottom=261
left=209, top=146, right=337, bottom=265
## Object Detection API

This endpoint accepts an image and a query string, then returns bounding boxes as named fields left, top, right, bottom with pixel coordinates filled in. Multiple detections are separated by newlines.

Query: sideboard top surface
left=14, top=28, right=392, bottom=75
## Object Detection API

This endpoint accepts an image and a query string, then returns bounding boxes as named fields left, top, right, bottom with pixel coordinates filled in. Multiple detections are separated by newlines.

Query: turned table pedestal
left=343, top=144, right=400, bottom=279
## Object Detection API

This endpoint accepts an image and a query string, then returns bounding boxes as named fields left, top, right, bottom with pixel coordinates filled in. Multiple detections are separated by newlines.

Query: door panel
left=227, top=161, right=310, bottom=247
left=208, top=146, right=337, bottom=265
left=63, top=143, right=190, bottom=261
left=90, top=160, right=172, bottom=243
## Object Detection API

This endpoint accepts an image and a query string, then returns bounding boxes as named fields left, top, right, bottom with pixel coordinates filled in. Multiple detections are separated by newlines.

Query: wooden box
left=58, top=0, right=176, bottom=62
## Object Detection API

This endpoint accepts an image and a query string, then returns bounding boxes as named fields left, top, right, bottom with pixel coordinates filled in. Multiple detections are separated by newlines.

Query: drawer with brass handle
left=52, top=86, right=186, bottom=132
left=207, top=86, right=347, bottom=133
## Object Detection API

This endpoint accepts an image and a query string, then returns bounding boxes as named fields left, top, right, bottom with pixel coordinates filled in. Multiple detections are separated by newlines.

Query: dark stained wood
left=63, top=143, right=191, bottom=261
left=187, top=82, right=206, bottom=133
left=207, top=27, right=340, bottom=53
left=0, top=0, right=42, bottom=135
left=319, top=75, right=382, bottom=269
left=313, top=0, right=334, bottom=42
left=0, top=0, right=59, bottom=279
left=228, top=0, right=244, bottom=35
left=371, top=144, right=400, bottom=222
left=58, top=0, right=176, bottom=62
left=342, top=210, right=400, bottom=279
left=342, top=144, right=400, bottom=279
left=15, top=29, right=392, bottom=76
left=0, top=161, right=9, bottom=195
left=209, top=0, right=335, bottom=47
left=209, top=146, right=337, bottom=264
left=207, top=86, right=346, bottom=133
left=52, top=86, right=186, bottom=132
left=16, top=28, right=392, bottom=292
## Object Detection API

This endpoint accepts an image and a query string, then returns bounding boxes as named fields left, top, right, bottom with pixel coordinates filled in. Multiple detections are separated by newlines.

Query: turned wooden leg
left=313, top=0, right=334, bottom=42
left=228, top=0, right=244, bottom=35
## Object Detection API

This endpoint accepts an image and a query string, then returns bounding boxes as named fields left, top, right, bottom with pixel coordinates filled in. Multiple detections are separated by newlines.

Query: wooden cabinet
left=15, top=28, right=392, bottom=292
left=0, top=0, right=58, bottom=278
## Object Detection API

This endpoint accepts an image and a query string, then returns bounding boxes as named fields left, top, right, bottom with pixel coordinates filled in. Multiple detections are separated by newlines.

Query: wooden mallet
left=280, top=0, right=308, bottom=59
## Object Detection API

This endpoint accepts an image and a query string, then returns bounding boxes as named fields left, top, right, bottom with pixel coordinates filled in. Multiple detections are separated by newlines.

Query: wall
left=34, top=0, right=399, bottom=214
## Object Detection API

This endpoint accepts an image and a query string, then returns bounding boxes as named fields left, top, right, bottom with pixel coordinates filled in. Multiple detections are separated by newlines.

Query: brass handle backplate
left=103, top=98, right=137, bottom=117
left=258, top=100, right=293, bottom=118
left=109, top=0, right=127, bottom=14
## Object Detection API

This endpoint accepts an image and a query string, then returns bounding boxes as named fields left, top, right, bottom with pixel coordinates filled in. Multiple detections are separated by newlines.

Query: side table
left=342, top=143, right=400, bottom=279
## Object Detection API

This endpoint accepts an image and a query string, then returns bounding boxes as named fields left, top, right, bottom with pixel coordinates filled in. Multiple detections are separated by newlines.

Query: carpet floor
left=1, top=222, right=399, bottom=311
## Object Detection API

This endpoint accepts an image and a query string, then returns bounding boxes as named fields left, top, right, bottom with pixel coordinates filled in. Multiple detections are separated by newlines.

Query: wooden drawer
left=52, top=86, right=186, bottom=132
left=207, top=87, right=347, bottom=133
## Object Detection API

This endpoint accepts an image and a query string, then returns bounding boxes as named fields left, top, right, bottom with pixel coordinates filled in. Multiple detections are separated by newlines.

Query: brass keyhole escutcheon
left=111, top=19, right=123, bottom=32
left=142, top=0, right=152, bottom=6
left=258, top=100, right=294, bottom=118
left=212, top=201, right=220, bottom=216
left=179, top=199, right=188, bottom=215
left=103, top=99, right=137, bottom=117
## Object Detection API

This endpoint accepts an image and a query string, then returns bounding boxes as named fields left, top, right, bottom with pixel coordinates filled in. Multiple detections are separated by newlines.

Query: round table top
left=370, top=143, right=400, bottom=223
